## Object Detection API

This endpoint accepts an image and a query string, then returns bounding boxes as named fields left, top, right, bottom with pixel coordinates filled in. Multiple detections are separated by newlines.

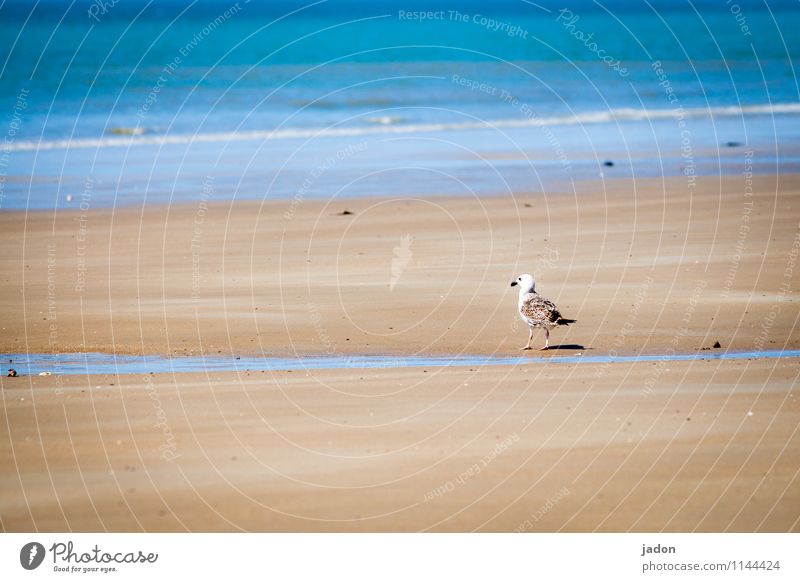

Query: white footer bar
left=1, top=533, right=796, bottom=581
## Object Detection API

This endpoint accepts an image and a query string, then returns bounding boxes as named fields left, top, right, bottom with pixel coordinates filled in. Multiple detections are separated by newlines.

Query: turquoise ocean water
left=1, top=0, right=798, bottom=208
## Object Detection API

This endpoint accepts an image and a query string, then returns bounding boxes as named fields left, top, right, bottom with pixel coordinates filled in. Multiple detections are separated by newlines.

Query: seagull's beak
left=510, top=281, right=518, bottom=287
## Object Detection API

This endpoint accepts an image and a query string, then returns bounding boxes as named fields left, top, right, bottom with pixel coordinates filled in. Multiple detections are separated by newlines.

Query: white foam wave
left=9, top=103, right=800, bottom=152
left=364, top=115, right=405, bottom=125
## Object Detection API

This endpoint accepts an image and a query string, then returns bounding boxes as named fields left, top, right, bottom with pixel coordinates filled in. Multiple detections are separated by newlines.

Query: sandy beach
left=1, top=173, right=798, bottom=357
left=1, top=173, right=799, bottom=531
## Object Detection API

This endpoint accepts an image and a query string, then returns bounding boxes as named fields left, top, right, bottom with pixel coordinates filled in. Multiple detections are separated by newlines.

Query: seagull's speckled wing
left=519, top=293, right=561, bottom=328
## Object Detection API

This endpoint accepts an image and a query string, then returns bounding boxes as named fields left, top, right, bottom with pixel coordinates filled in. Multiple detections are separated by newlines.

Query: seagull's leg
left=539, top=328, right=550, bottom=351
left=519, top=327, right=533, bottom=350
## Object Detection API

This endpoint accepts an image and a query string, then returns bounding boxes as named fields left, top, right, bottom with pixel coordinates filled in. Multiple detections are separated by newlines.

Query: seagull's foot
left=539, top=346, right=549, bottom=351
left=519, top=346, right=532, bottom=351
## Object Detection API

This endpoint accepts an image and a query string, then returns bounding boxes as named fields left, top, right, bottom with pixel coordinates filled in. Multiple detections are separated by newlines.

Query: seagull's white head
left=510, top=274, right=535, bottom=293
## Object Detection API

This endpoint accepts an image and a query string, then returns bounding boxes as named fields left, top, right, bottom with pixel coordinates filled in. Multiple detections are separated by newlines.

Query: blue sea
left=1, top=0, right=799, bottom=209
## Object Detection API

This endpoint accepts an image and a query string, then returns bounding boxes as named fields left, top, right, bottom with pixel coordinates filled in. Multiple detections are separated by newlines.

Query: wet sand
left=1, top=358, right=798, bottom=532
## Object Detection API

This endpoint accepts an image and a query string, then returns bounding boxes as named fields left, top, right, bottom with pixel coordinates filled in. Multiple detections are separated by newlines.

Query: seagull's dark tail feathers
left=556, top=317, right=576, bottom=326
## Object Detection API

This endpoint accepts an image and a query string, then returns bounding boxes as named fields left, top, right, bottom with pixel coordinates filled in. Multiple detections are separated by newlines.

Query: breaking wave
left=9, top=103, right=800, bottom=152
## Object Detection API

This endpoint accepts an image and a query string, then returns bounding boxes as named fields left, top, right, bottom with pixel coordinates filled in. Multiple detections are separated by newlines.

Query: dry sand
left=1, top=173, right=799, bottom=531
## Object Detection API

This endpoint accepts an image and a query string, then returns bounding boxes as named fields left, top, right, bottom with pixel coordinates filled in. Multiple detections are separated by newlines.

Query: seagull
left=511, top=274, right=575, bottom=350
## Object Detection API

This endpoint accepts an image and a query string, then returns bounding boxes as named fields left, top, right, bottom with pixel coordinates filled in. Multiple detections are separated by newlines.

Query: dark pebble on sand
left=338, top=210, right=354, bottom=215
left=713, top=341, right=721, bottom=348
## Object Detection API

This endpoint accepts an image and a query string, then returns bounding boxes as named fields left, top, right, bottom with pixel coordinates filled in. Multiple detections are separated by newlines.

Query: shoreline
left=2, top=348, right=800, bottom=377
left=0, top=160, right=786, bottom=214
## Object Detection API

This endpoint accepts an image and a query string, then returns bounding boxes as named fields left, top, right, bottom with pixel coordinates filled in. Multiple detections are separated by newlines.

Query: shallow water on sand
left=2, top=349, right=798, bottom=376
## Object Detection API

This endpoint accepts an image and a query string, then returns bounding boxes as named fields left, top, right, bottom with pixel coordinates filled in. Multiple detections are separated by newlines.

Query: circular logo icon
left=20, top=542, right=45, bottom=570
